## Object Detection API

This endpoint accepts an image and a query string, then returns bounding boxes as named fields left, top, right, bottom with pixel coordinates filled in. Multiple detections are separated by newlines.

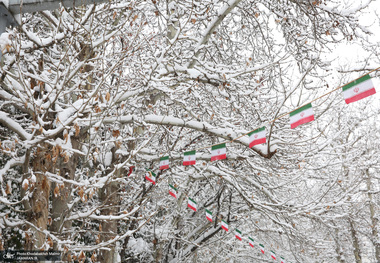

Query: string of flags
left=172, top=187, right=293, bottom=262
left=133, top=70, right=378, bottom=262
left=143, top=170, right=292, bottom=261
left=154, top=71, right=378, bottom=165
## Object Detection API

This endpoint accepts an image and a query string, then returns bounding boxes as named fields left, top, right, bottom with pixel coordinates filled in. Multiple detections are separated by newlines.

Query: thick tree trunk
left=99, top=180, right=119, bottom=263
left=50, top=137, right=80, bottom=251
left=23, top=54, right=52, bottom=251
left=99, top=147, right=121, bottom=263
left=24, top=146, right=51, bottom=250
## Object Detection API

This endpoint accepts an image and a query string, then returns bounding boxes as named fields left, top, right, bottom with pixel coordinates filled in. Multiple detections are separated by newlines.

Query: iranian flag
left=205, top=209, right=213, bottom=222
left=259, top=243, right=265, bottom=254
left=342, top=74, right=376, bottom=104
left=221, top=220, right=229, bottom=232
left=145, top=170, right=157, bottom=185
left=270, top=250, right=276, bottom=260
left=188, top=198, right=197, bottom=211
left=211, top=143, right=227, bottom=161
left=183, top=150, right=196, bottom=166
left=289, top=103, right=314, bottom=129
left=169, top=184, right=177, bottom=198
left=248, top=237, right=255, bottom=248
left=280, top=256, right=286, bottom=263
left=235, top=229, right=242, bottom=241
left=248, top=127, right=266, bottom=147
left=159, top=156, right=169, bottom=170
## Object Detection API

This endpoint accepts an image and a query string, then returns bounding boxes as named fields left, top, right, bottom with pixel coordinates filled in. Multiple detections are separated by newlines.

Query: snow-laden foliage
left=0, top=0, right=379, bottom=262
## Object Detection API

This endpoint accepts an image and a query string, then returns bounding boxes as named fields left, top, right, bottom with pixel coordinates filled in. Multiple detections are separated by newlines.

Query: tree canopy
left=0, top=0, right=379, bottom=262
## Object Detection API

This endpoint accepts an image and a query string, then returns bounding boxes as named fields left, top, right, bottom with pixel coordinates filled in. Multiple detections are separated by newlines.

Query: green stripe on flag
left=235, top=229, right=241, bottom=234
left=342, top=74, right=371, bottom=91
left=249, top=237, right=254, bottom=242
left=259, top=244, right=264, bottom=248
left=169, top=184, right=177, bottom=190
left=184, top=150, right=196, bottom=156
left=188, top=197, right=197, bottom=204
left=248, top=126, right=265, bottom=136
left=206, top=209, right=212, bottom=215
left=160, top=156, right=169, bottom=161
left=289, top=103, right=312, bottom=116
left=222, top=219, right=227, bottom=224
left=212, top=143, right=226, bottom=150
left=146, top=169, right=156, bottom=177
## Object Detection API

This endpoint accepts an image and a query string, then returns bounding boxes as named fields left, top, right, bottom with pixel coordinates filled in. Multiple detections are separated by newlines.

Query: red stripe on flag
left=183, top=160, right=196, bottom=166
left=291, top=115, right=314, bottom=129
left=345, top=88, right=376, bottom=104
left=169, top=191, right=176, bottom=198
left=127, top=166, right=135, bottom=176
left=211, top=154, right=226, bottom=161
left=160, top=165, right=169, bottom=170
left=235, top=235, right=242, bottom=241
left=188, top=204, right=197, bottom=211
left=206, top=216, right=212, bottom=222
left=249, top=243, right=254, bottom=248
left=271, top=255, right=276, bottom=260
left=146, top=176, right=156, bottom=185
left=222, top=225, right=228, bottom=232
left=249, top=137, right=266, bottom=148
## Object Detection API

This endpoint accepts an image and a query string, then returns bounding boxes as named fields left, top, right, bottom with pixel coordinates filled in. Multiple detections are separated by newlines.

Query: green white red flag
left=221, top=220, right=229, bottom=232
left=271, top=250, right=276, bottom=260
left=159, top=156, right=169, bottom=170
left=249, top=237, right=255, bottom=248
left=183, top=150, right=196, bottom=166
left=188, top=197, right=197, bottom=211
left=169, top=184, right=177, bottom=198
left=342, top=74, right=376, bottom=104
left=289, top=103, right=314, bottom=129
left=259, top=243, right=265, bottom=254
left=205, top=209, right=213, bottom=222
left=281, top=256, right=286, bottom=263
left=211, top=143, right=227, bottom=161
left=248, top=127, right=266, bottom=147
left=235, top=229, right=242, bottom=241
left=145, top=170, right=157, bottom=185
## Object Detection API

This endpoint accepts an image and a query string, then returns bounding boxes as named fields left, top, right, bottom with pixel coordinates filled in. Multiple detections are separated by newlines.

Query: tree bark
left=24, top=146, right=51, bottom=250
left=99, top=147, right=122, bottom=263
left=50, top=137, right=80, bottom=251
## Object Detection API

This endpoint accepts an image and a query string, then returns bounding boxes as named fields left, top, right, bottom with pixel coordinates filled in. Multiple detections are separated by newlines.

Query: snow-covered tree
left=0, top=0, right=379, bottom=262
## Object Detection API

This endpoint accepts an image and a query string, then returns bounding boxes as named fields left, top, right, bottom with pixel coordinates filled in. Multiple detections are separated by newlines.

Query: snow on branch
left=0, top=111, right=32, bottom=140
left=187, top=0, right=244, bottom=68
left=97, top=114, right=271, bottom=157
